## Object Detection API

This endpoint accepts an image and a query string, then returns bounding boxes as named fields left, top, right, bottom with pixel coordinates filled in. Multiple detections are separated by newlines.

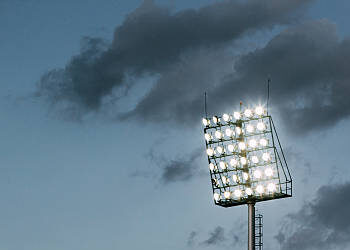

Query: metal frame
left=203, top=114, right=292, bottom=208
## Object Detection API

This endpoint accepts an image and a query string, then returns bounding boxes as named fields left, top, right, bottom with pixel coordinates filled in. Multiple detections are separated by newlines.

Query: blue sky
left=1, top=1, right=350, bottom=250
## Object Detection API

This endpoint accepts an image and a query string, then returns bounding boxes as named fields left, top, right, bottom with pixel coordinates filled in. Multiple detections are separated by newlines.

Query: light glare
left=223, top=114, right=230, bottom=122
left=244, top=109, right=253, bottom=118
left=233, top=112, right=241, bottom=120
left=234, top=189, right=242, bottom=198
left=255, top=106, right=264, bottom=116
left=256, top=185, right=264, bottom=194
left=238, top=142, right=246, bottom=150
left=257, top=122, right=266, bottom=131
left=207, top=148, right=214, bottom=156
left=219, top=161, right=227, bottom=170
left=215, top=131, right=223, bottom=139
left=224, top=191, right=231, bottom=199
left=246, top=124, right=254, bottom=133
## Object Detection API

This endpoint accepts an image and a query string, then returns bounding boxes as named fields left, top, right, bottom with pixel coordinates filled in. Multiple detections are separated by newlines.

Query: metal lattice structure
left=255, top=214, right=263, bottom=250
left=202, top=104, right=292, bottom=207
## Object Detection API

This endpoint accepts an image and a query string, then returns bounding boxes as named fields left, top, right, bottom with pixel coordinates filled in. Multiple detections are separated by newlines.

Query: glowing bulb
left=227, top=144, right=235, bottom=152
left=225, top=128, right=234, bottom=137
left=238, top=142, right=246, bottom=150
left=223, top=114, right=230, bottom=122
left=255, top=106, right=264, bottom=116
left=245, top=188, right=253, bottom=196
left=240, top=157, right=247, bottom=165
left=259, top=138, right=268, bottom=147
left=257, top=122, right=266, bottom=131
left=232, top=175, right=238, bottom=182
left=235, top=127, right=242, bottom=135
left=209, top=163, right=215, bottom=171
left=251, top=155, right=259, bottom=164
left=265, top=168, right=273, bottom=177
left=262, top=152, right=270, bottom=161
left=215, top=131, right=223, bottom=139
left=219, top=161, right=227, bottom=170
left=213, top=193, right=220, bottom=201
left=249, top=139, right=257, bottom=148
left=216, top=146, right=224, bottom=154
left=213, top=116, right=219, bottom=124
left=246, top=124, right=254, bottom=133
left=207, top=148, right=214, bottom=156
left=267, top=183, right=276, bottom=192
left=222, top=176, right=228, bottom=184
left=224, top=191, right=231, bottom=199
left=204, top=133, right=211, bottom=142
left=253, top=170, right=262, bottom=179
left=230, top=158, right=238, bottom=166
left=233, top=112, right=241, bottom=120
left=243, top=172, right=249, bottom=180
left=244, top=109, right=253, bottom=118
left=256, top=185, right=264, bottom=194
left=234, top=189, right=242, bottom=198
left=202, top=118, right=209, bottom=126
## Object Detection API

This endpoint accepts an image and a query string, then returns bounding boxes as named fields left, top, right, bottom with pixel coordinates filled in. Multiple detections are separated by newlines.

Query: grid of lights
left=202, top=105, right=292, bottom=207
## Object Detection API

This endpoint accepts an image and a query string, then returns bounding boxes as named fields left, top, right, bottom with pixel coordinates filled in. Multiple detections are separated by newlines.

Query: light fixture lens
left=256, top=185, right=264, bottom=194
left=222, top=176, right=228, bottom=184
left=245, top=188, right=253, bottom=196
left=228, top=144, right=235, bottom=152
left=243, top=172, right=249, bottom=180
left=216, top=146, right=224, bottom=154
left=207, top=148, right=214, bottom=156
left=230, top=158, right=238, bottom=166
left=253, top=170, right=262, bottom=179
left=234, top=189, right=242, bottom=198
left=213, top=116, right=219, bottom=124
left=209, top=163, right=215, bottom=171
left=213, top=193, right=220, bottom=201
left=244, top=109, right=253, bottom=118
left=223, top=114, right=230, bottom=122
left=235, top=127, right=242, bottom=135
left=202, top=118, right=209, bottom=126
left=259, top=138, right=268, bottom=147
left=219, top=161, right=227, bottom=170
left=246, top=124, right=254, bottom=133
left=215, top=130, right=223, bottom=139
left=257, top=122, right=266, bottom=131
left=240, top=157, right=247, bottom=165
left=205, top=133, right=211, bottom=142
left=265, top=168, right=273, bottom=177
left=251, top=155, right=259, bottom=164
left=238, top=142, right=246, bottom=150
left=233, top=112, right=241, bottom=120
left=267, top=183, right=276, bottom=192
left=249, top=139, right=257, bottom=148
left=224, top=191, right=231, bottom=199
left=225, top=128, right=234, bottom=137
left=255, top=106, right=264, bottom=116
left=262, top=152, right=270, bottom=161
left=232, top=175, right=238, bottom=182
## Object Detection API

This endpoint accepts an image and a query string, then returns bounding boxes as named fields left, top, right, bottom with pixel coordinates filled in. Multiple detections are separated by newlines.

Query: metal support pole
left=248, top=202, right=255, bottom=250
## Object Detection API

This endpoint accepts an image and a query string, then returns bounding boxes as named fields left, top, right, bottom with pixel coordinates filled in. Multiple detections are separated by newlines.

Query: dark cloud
left=187, top=231, right=197, bottom=247
left=36, top=0, right=312, bottom=119
left=155, top=148, right=203, bottom=184
left=130, top=19, right=350, bottom=135
left=276, top=182, right=350, bottom=250
left=202, top=226, right=226, bottom=246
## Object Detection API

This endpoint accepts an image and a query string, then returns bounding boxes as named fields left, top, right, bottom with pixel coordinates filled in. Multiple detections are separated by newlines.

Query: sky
left=1, top=0, right=350, bottom=250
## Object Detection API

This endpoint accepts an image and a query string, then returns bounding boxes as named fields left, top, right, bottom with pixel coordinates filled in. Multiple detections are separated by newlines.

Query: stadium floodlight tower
left=202, top=102, right=292, bottom=250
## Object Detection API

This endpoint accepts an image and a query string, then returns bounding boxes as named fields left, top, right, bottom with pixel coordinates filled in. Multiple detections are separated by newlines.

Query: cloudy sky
left=1, top=0, right=350, bottom=249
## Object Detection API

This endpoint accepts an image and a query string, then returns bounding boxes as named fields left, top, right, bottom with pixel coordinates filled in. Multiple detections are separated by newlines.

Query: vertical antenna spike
left=204, top=92, right=208, bottom=118
left=267, top=78, right=270, bottom=116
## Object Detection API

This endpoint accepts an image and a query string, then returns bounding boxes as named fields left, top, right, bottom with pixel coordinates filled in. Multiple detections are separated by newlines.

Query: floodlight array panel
left=203, top=115, right=291, bottom=207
